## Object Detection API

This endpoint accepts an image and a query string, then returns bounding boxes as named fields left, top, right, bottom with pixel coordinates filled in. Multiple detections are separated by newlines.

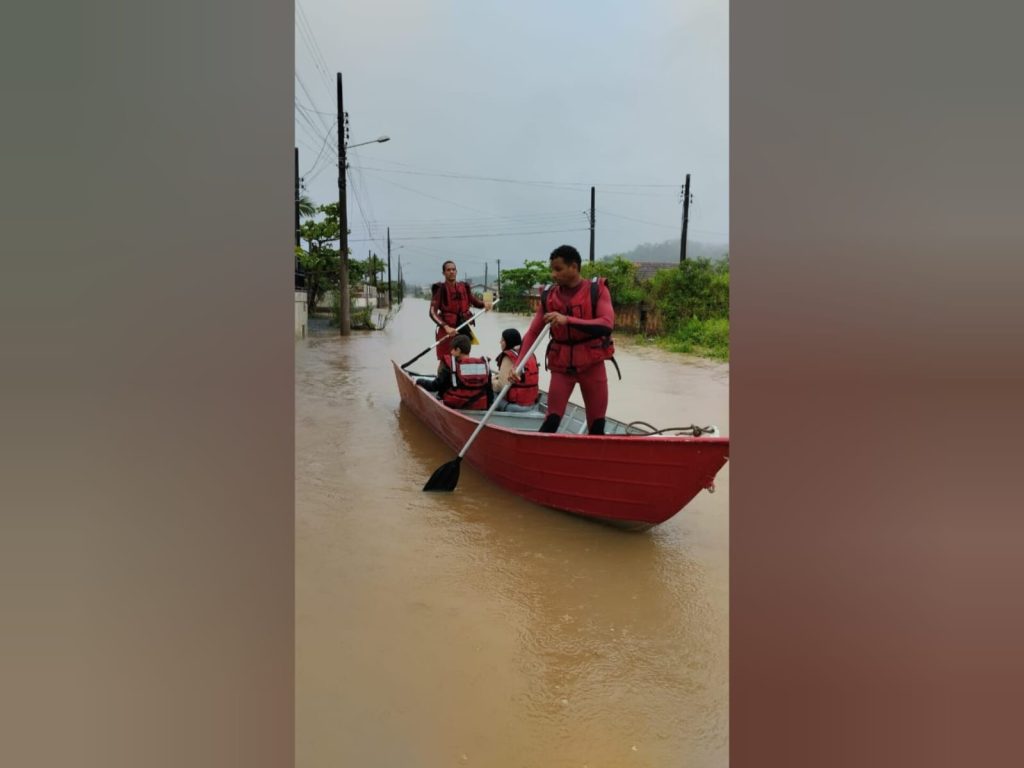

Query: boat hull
left=394, top=361, right=728, bottom=529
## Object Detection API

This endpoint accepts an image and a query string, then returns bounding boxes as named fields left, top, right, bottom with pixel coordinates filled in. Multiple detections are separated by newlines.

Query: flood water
left=296, top=298, right=730, bottom=768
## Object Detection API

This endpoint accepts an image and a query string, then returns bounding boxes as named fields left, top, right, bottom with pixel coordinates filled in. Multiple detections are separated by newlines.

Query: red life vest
left=540, top=277, right=615, bottom=374
left=441, top=354, right=491, bottom=410
left=496, top=347, right=539, bottom=405
left=432, top=281, right=473, bottom=327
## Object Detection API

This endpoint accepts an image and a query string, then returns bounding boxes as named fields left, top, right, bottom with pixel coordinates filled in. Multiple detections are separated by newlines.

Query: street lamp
left=347, top=136, right=390, bottom=149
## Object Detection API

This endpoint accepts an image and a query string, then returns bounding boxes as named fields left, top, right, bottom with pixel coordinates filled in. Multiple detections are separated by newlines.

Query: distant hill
left=608, top=238, right=728, bottom=264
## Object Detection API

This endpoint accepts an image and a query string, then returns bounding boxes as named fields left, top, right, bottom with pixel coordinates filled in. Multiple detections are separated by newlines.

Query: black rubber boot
left=588, top=418, right=606, bottom=435
left=539, top=414, right=562, bottom=433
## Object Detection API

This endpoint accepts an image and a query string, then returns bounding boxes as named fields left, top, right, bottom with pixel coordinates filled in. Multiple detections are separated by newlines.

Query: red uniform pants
left=545, top=362, right=608, bottom=430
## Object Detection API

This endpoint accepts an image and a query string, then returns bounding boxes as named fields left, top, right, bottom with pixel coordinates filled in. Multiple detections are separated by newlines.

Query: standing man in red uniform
left=512, top=245, right=616, bottom=435
left=429, top=260, right=491, bottom=365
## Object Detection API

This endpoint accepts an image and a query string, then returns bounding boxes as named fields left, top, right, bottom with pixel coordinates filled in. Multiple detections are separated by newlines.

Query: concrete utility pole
left=337, top=73, right=351, bottom=335
left=387, top=227, right=392, bottom=308
left=680, top=174, right=691, bottom=262
left=589, top=186, right=596, bottom=262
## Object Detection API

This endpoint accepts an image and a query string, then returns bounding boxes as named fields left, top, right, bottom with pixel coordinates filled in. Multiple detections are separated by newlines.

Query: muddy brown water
left=297, top=298, right=729, bottom=768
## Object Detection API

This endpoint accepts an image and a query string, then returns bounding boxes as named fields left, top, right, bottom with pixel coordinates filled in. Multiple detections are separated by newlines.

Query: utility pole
left=484, top=262, right=488, bottom=289
left=294, top=147, right=303, bottom=289
left=497, top=259, right=501, bottom=296
left=337, top=72, right=351, bottom=335
left=387, top=227, right=392, bottom=308
left=294, top=147, right=301, bottom=248
left=680, top=173, right=691, bottom=262
left=589, top=186, right=596, bottom=262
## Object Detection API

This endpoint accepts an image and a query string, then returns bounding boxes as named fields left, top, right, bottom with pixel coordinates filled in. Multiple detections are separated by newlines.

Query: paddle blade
left=423, top=457, right=462, bottom=492
left=400, top=347, right=429, bottom=370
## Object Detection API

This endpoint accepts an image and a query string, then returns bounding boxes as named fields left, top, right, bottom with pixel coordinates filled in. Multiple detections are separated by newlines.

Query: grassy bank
left=645, top=317, right=729, bottom=361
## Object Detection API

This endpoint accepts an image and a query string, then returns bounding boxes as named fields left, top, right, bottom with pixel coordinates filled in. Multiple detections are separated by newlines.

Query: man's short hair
left=550, top=244, right=581, bottom=268
left=442, top=260, right=456, bottom=272
left=450, top=334, right=471, bottom=354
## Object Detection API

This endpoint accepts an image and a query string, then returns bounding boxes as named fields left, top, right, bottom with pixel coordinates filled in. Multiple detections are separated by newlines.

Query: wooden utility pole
left=387, top=227, right=392, bottom=308
left=294, top=147, right=303, bottom=289
left=294, top=147, right=300, bottom=248
left=680, top=174, right=691, bottom=262
left=337, top=73, right=351, bottom=335
left=589, top=186, right=596, bottom=262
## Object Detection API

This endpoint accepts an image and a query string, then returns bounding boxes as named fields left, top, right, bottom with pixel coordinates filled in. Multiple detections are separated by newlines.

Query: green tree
left=298, top=202, right=365, bottom=319
left=298, top=194, right=316, bottom=218
left=496, top=260, right=550, bottom=312
left=299, top=205, right=341, bottom=312
left=581, top=255, right=644, bottom=305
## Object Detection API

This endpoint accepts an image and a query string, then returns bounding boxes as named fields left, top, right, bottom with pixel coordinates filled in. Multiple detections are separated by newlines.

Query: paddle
left=400, top=299, right=500, bottom=370
left=423, top=322, right=551, bottom=492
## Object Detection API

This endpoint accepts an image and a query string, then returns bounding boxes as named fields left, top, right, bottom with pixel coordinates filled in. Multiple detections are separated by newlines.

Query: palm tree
left=298, top=194, right=316, bottom=219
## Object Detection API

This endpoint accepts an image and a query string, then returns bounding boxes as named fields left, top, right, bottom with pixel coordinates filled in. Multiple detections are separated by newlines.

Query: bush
left=663, top=317, right=730, bottom=360
left=582, top=256, right=644, bottom=305
left=648, top=258, right=729, bottom=325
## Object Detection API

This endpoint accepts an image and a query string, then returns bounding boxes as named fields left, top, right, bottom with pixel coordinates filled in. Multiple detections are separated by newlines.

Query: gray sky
left=295, top=0, right=728, bottom=285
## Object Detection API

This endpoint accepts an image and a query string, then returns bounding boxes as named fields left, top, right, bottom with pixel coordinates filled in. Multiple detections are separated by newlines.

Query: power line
left=301, top=118, right=338, bottom=177
left=359, top=157, right=679, bottom=188
left=351, top=227, right=589, bottom=242
left=358, top=170, right=501, bottom=216
left=596, top=208, right=679, bottom=230
left=294, top=72, right=334, bottom=136
left=348, top=212, right=585, bottom=242
left=295, top=1, right=334, bottom=98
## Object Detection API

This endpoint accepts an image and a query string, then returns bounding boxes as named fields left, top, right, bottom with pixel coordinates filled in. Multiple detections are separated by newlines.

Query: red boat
left=393, top=361, right=729, bottom=530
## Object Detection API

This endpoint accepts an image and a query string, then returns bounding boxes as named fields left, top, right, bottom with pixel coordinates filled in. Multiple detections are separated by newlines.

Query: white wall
left=295, top=290, right=307, bottom=338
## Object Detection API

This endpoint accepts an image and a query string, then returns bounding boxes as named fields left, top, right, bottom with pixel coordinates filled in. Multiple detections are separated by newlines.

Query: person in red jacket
left=415, top=334, right=494, bottom=410
left=428, top=260, right=491, bottom=364
left=492, top=328, right=540, bottom=412
left=512, top=245, right=615, bottom=434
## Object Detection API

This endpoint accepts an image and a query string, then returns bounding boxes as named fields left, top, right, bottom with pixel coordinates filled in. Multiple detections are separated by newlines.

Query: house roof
left=633, top=261, right=677, bottom=281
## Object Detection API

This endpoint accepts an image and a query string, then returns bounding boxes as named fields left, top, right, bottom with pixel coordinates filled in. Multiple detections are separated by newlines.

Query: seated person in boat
left=492, top=328, right=540, bottom=412
left=415, top=334, right=494, bottom=410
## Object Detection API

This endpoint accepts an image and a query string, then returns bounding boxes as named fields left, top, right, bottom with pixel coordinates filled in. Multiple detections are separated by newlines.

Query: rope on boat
left=625, top=420, right=717, bottom=437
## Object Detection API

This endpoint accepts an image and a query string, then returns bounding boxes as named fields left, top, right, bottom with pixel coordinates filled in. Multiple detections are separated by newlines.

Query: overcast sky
left=295, top=0, right=728, bottom=284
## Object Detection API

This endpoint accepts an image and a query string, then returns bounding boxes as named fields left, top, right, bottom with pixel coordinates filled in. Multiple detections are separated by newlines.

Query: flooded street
left=296, top=298, right=730, bottom=767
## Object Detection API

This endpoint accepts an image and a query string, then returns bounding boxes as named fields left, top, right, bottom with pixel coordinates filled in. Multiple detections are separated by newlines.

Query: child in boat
left=416, top=335, right=494, bottom=410
left=492, top=328, right=541, bottom=412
